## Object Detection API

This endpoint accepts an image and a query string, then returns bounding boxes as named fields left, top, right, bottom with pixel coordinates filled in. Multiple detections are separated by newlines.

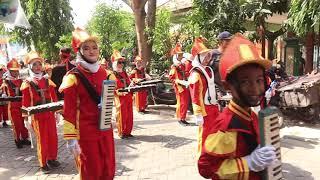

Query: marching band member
left=2, top=59, right=30, bottom=148
left=169, top=42, right=190, bottom=125
left=0, top=65, right=9, bottom=128
left=188, top=38, right=219, bottom=158
left=111, top=50, right=134, bottom=139
left=59, top=28, right=115, bottom=179
left=20, top=51, right=60, bottom=173
left=129, top=56, right=150, bottom=113
left=198, top=34, right=276, bottom=179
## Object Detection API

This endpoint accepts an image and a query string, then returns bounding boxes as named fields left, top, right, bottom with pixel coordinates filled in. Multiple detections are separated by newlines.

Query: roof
left=158, top=0, right=192, bottom=13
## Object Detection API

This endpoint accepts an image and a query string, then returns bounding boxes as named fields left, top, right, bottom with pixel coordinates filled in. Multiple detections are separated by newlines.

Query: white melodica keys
left=99, top=80, right=116, bottom=131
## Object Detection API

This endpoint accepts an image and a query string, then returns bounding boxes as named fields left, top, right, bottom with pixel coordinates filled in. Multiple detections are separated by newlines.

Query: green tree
left=9, top=0, right=73, bottom=62
left=86, top=3, right=135, bottom=59
left=192, top=0, right=246, bottom=40
left=287, top=0, right=320, bottom=73
left=151, top=9, right=172, bottom=73
left=241, top=0, right=289, bottom=59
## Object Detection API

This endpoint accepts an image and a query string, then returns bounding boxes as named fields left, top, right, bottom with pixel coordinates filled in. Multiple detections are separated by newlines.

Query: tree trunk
left=130, top=0, right=156, bottom=71
left=305, top=29, right=315, bottom=73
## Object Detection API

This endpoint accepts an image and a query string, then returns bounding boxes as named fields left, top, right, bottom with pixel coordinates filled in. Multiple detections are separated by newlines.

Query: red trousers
left=8, top=103, right=28, bottom=141
left=32, top=112, right=58, bottom=167
left=175, top=89, right=190, bottom=120
left=134, top=90, right=148, bottom=112
left=116, top=94, right=133, bottom=136
left=197, top=105, right=219, bottom=158
left=0, top=105, right=8, bottom=122
left=77, top=131, right=115, bottom=180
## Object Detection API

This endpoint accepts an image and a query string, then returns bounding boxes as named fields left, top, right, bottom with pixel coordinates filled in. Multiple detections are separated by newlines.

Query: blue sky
left=70, top=0, right=169, bottom=27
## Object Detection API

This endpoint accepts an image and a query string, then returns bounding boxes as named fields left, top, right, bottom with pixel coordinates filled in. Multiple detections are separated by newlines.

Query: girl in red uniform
left=21, top=51, right=60, bottom=173
left=59, top=28, right=115, bottom=180
left=129, top=56, right=150, bottom=113
left=2, top=59, right=30, bottom=148
left=111, top=50, right=134, bottom=139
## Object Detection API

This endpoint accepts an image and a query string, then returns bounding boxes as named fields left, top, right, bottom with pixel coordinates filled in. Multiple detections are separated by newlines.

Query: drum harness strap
left=69, top=67, right=100, bottom=105
left=29, top=79, right=51, bottom=105
left=6, top=80, right=21, bottom=96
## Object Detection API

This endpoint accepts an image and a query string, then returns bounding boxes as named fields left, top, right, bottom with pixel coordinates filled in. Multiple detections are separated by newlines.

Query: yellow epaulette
left=20, top=81, right=30, bottom=91
left=48, top=79, right=56, bottom=87
left=58, top=74, right=78, bottom=92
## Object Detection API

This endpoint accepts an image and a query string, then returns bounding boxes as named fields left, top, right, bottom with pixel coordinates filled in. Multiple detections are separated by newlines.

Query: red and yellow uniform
left=189, top=38, right=220, bottom=157
left=3, top=59, right=29, bottom=143
left=60, top=65, right=116, bottom=180
left=198, top=100, right=261, bottom=179
left=21, top=51, right=58, bottom=168
left=129, top=56, right=148, bottom=112
left=112, top=50, right=134, bottom=137
left=189, top=68, right=219, bottom=157
left=169, top=43, right=190, bottom=121
left=184, top=59, right=193, bottom=78
left=0, top=65, right=8, bottom=125
left=198, top=34, right=273, bottom=180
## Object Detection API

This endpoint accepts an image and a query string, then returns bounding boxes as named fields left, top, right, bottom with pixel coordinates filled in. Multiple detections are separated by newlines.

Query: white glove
left=1, top=94, right=7, bottom=98
left=194, top=115, right=204, bottom=125
left=67, top=139, right=81, bottom=156
left=145, top=74, right=152, bottom=80
left=245, top=145, right=276, bottom=172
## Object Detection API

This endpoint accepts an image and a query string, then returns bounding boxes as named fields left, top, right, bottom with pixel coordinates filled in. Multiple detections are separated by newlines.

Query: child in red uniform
left=0, top=65, right=9, bottom=128
left=60, top=28, right=115, bottom=180
left=111, top=50, right=134, bottom=139
left=2, top=59, right=30, bottom=148
left=129, top=56, right=150, bottom=113
left=188, top=38, right=220, bottom=158
left=169, top=43, right=190, bottom=125
left=21, top=51, right=60, bottom=173
left=198, top=34, right=276, bottom=180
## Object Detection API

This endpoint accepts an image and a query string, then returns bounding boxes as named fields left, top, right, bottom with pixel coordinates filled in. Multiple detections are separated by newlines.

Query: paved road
left=0, top=105, right=319, bottom=180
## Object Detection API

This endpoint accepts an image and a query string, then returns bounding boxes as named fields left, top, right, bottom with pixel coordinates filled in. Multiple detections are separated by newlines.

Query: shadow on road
left=283, top=163, right=314, bottom=179
left=281, top=135, right=319, bottom=149
left=132, top=134, right=195, bottom=149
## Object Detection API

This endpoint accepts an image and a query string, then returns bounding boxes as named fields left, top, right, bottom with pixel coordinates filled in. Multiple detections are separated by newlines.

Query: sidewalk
left=0, top=105, right=319, bottom=180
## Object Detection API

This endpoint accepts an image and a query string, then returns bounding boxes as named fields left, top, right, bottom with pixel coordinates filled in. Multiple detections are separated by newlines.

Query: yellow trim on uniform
left=114, top=95, right=123, bottom=136
left=63, top=120, right=79, bottom=140
left=48, top=79, right=56, bottom=87
left=205, top=131, right=237, bottom=155
left=20, top=82, right=30, bottom=91
left=188, top=72, right=200, bottom=84
left=228, top=101, right=251, bottom=121
left=216, top=158, right=249, bottom=180
left=59, top=74, right=78, bottom=92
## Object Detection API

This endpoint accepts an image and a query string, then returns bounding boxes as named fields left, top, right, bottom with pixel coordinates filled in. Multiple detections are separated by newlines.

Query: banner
left=0, top=0, right=30, bottom=28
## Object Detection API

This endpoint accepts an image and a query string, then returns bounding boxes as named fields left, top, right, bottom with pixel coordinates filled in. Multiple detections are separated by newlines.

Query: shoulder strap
left=29, top=81, right=42, bottom=97
left=70, top=67, right=100, bottom=105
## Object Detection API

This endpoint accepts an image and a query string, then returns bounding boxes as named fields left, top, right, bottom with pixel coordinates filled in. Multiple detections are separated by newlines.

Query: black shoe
left=40, top=165, right=51, bottom=174
left=120, top=135, right=127, bottom=139
left=47, top=160, right=61, bottom=168
left=127, top=134, right=134, bottom=138
left=15, top=140, right=23, bottom=149
left=178, top=120, right=187, bottom=126
left=2, top=121, right=8, bottom=128
left=21, top=139, right=31, bottom=145
left=181, top=120, right=190, bottom=125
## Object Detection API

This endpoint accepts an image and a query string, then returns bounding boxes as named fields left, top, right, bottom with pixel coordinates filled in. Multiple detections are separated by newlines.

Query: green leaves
left=8, top=0, right=73, bottom=62
left=288, top=0, right=320, bottom=36
left=86, top=3, right=135, bottom=58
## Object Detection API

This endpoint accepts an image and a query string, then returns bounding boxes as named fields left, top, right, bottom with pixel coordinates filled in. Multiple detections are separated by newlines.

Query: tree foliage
left=192, top=0, right=246, bottom=39
left=151, top=9, right=172, bottom=73
left=9, top=0, right=73, bottom=61
left=86, top=3, right=135, bottom=58
left=287, top=0, right=320, bottom=36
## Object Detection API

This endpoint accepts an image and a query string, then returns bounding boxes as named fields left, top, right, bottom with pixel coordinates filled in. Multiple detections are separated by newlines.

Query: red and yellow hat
left=7, top=58, right=21, bottom=70
left=111, top=50, right=125, bottom=62
left=191, top=37, right=211, bottom=57
left=219, top=33, right=272, bottom=81
left=24, top=51, right=44, bottom=65
left=170, top=42, right=183, bottom=56
left=135, top=55, right=142, bottom=62
left=71, top=27, right=99, bottom=53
